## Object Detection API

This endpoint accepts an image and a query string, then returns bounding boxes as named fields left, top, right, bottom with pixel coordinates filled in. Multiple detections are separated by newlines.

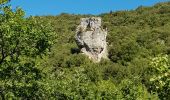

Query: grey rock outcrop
left=75, top=17, right=108, bottom=62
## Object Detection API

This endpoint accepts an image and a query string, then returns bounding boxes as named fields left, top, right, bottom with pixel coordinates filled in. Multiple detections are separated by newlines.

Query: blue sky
left=10, top=0, right=169, bottom=16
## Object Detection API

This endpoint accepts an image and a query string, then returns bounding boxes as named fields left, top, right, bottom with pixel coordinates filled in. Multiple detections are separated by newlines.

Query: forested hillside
left=1, top=1, right=170, bottom=99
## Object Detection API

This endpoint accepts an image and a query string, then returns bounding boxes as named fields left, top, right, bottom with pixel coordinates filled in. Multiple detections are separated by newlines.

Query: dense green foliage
left=0, top=3, right=55, bottom=99
left=0, top=0, right=9, bottom=5
left=149, top=54, right=170, bottom=99
left=1, top=1, right=170, bottom=100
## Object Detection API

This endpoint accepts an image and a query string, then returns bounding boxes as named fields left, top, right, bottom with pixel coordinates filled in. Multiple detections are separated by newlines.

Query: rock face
left=75, top=17, right=108, bottom=62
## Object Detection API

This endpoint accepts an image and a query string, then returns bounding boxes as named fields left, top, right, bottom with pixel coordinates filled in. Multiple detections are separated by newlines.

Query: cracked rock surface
left=75, top=17, right=108, bottom=62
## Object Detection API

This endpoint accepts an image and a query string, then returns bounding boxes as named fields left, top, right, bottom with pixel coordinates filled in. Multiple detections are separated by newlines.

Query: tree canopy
left=0, top=0, right=10, bottom=4
left=0, top=3, right=55, bottom=99
left=0, top=1, right=170, bottom=99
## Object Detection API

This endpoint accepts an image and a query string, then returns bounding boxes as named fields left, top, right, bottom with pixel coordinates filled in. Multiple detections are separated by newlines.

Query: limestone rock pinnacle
left=75, top=17, right=108, bottom=62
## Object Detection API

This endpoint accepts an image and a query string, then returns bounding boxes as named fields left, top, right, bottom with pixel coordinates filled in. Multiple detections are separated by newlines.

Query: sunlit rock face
left=75, top=17, right=108, bottom=62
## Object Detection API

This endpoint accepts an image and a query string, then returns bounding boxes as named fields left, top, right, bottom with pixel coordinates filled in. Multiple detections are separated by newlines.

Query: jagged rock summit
left=75, top=17, right=108, bottom=62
